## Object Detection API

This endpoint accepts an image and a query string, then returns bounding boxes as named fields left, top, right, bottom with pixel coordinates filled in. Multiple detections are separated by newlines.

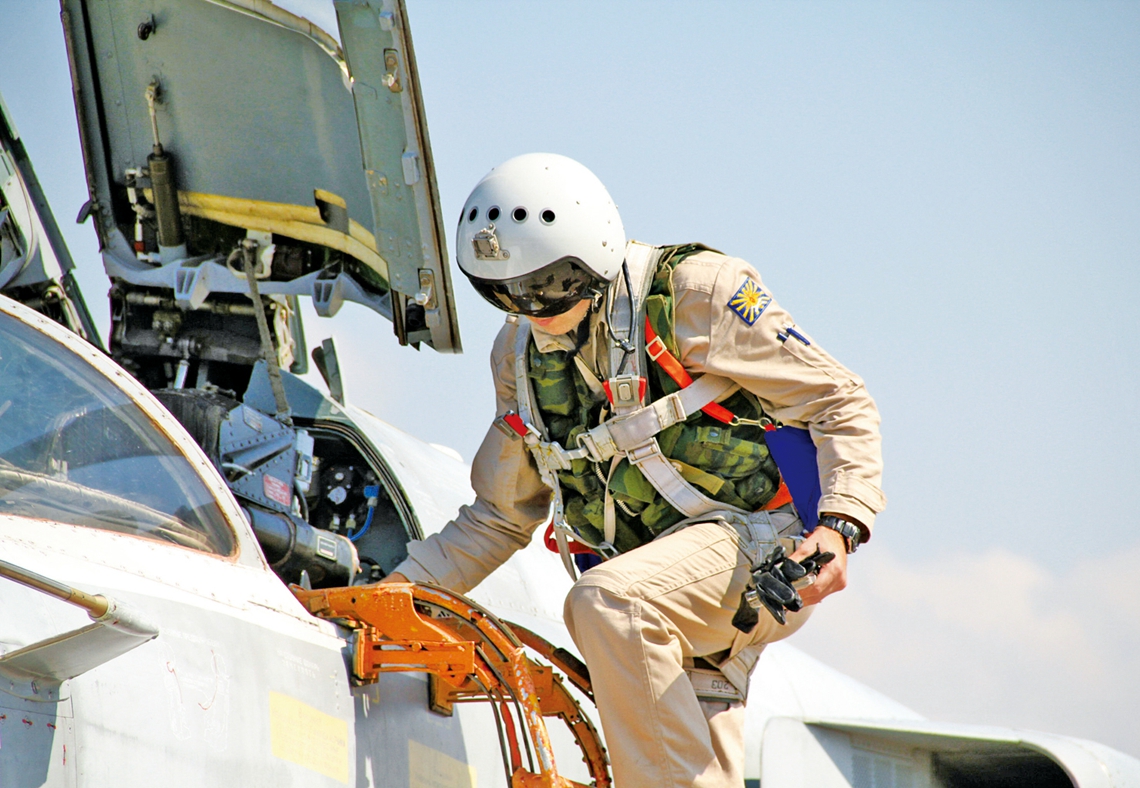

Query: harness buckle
left=595, top=540, right=620, bottom=559
left=534, top=440, right=590, bottom=472
left=625, top=442, right=659, bottom=466
left=492, top=410, right=528, bottom=441
left=646, top=335, right=669, bottom=361
left=657, top=392, right=687, bottom=427
left=575, top=425, right=617, bottom=463
left=602, top=375, right=647, bottom=409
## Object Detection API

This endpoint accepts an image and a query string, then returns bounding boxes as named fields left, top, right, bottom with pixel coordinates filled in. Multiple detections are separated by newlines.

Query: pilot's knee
left=563, top=581, right=602, bottom=633
left=563, top=581, right=628, bottom=646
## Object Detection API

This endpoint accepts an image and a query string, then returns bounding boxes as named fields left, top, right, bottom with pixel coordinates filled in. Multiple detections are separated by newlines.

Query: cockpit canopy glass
left=0, top=312, right=235, bottom=555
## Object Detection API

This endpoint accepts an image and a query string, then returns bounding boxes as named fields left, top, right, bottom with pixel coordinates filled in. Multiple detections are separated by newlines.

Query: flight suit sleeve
left=392, top=321, right=553, bottom=594
left=671, top=253, right=886, bottom=536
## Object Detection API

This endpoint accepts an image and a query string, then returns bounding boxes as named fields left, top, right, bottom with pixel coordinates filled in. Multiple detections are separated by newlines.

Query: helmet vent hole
left=512, top=207, right=528, bottom=223
left=468, top=207, right=478, bottom=222
left=541, top=209, right=556, bottom=224
left=488, top=206, right=500, bottom=221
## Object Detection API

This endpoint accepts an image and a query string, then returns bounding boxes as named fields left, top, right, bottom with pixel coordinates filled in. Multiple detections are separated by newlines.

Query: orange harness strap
left=644, top=317, right=736, bottom=424
left=644, top=317, right=793, bottom=511
left=763, top=479, right=794, bottom=510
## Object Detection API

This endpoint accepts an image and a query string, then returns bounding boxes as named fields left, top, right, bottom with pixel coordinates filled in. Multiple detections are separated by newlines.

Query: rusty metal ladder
left=292, top=582, right=610, bottom=788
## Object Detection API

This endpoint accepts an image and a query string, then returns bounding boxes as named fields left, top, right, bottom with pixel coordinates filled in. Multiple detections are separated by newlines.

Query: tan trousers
left=563, top=520, right=811, bottom=788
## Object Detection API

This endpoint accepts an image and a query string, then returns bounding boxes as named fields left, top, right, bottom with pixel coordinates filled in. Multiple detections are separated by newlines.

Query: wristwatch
left=817, top=515, right=862, bottom=554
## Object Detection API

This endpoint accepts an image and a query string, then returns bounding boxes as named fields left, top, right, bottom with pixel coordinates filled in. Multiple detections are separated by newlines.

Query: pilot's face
left=526, top=298, right=592, bottom=336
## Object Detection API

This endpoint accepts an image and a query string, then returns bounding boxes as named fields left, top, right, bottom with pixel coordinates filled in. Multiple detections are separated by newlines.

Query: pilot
left=384, top=153, right=885, bottom=788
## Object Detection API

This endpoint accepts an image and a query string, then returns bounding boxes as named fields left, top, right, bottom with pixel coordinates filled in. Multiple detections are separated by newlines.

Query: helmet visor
left=466, top=256, right=605, bottom=318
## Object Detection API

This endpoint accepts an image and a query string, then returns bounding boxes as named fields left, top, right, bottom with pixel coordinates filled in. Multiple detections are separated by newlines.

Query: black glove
left=731, top=545, right=835, bottom=632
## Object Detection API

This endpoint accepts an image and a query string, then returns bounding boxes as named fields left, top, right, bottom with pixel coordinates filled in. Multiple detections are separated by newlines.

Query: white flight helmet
left=456, top=153, right=626, bottom=317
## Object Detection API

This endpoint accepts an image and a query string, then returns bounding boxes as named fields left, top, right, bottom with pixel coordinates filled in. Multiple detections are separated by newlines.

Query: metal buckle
left=537, top=440, right=590, bottom=471
left=575, top=432, right=604, bottom=463
left=604, top=375, right=645, bottom=409
left=592, top=539, right=619, bottom=559
left=660, top=393, right=686, bottom=426
left=625, top=442, right=658, bottom=466
left=534, top=442, right=568, bottom=472
left=575, top=425, right=616, bottom=463
left=492, top=410, right=527, bottom=441
left=646, top=335, right=668, bottom=361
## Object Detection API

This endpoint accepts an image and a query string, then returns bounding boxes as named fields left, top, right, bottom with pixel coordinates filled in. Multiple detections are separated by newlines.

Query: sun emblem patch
left=728, top=277, right=771, bottom=326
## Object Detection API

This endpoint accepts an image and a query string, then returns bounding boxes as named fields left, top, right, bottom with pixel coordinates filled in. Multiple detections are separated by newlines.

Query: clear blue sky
left=2, top=0, right=1138, bottom=755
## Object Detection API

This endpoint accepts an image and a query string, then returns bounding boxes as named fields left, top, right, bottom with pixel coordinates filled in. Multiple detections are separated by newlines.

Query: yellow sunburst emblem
left=727, top=277, right=771, bottom=326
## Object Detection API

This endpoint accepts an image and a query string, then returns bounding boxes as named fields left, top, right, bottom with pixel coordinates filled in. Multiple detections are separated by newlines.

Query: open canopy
left=61, top=0, right=460, bottom=351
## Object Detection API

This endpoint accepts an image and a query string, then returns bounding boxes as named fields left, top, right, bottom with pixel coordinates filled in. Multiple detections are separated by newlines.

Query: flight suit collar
left=529, top=306, right=610, bottom=397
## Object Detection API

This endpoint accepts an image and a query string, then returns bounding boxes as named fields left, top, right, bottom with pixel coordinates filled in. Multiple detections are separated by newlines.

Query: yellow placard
left=268, top=692, right=349, bottom=784
left=409, top=739, right=476, bottom=788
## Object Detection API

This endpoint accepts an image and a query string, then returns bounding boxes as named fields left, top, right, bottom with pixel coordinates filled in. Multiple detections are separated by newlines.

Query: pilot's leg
left=699, top=698, right=747, bottom=786
left=563, top=521, right=810, bottom=788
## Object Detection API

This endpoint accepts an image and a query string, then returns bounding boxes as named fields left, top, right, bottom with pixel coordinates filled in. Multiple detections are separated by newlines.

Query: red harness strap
left=544, top=523, right=598, bottom=554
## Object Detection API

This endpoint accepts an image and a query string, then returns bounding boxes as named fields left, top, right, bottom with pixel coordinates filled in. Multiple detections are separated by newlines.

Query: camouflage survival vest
left=509, top=243, right=784, bottom=572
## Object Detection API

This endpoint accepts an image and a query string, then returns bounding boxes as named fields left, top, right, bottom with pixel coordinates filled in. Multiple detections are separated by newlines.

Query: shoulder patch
left=727, top=277, right=771, bottom=326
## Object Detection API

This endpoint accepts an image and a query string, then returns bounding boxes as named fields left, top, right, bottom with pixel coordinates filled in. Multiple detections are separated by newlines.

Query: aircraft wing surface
left=760, top=715, right=1140, bottom=788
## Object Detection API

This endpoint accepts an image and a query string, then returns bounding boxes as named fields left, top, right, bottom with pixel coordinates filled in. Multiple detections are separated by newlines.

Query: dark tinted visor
left=466, top=256, right=605, bottom=318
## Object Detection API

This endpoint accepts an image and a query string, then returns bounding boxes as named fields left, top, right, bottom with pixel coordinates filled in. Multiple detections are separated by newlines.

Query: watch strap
left=817, top=515, right=861, bottom=554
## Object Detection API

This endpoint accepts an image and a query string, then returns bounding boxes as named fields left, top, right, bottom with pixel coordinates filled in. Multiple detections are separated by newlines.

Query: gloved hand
left=731, top=545, right=834, bottom=631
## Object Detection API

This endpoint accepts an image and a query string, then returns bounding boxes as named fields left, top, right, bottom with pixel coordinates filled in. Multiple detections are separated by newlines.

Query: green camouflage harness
left=513, top=243, right=783, bottom=567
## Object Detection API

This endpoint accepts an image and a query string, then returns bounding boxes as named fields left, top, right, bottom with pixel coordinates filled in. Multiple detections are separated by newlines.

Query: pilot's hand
left=789, top=521, right=848, bottom=606
left=377, top=572, right=409, bottom=585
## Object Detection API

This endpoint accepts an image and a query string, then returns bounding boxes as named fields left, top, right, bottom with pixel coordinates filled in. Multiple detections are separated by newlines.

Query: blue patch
left=727, top=277, right=771, bottom=326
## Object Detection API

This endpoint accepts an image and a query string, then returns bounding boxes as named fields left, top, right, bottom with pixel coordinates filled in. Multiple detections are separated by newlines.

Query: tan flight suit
left=392, top=249, right=885, bottom=788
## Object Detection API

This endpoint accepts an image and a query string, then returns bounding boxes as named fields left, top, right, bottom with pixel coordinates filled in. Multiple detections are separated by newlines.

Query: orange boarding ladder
left=292, top=582, right=610, bottom=788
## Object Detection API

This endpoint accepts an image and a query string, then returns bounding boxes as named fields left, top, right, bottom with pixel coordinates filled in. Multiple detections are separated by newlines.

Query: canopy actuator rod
left=144, top=80, right=187, bottom=262
left=240, top=238, right=293, bottom=426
